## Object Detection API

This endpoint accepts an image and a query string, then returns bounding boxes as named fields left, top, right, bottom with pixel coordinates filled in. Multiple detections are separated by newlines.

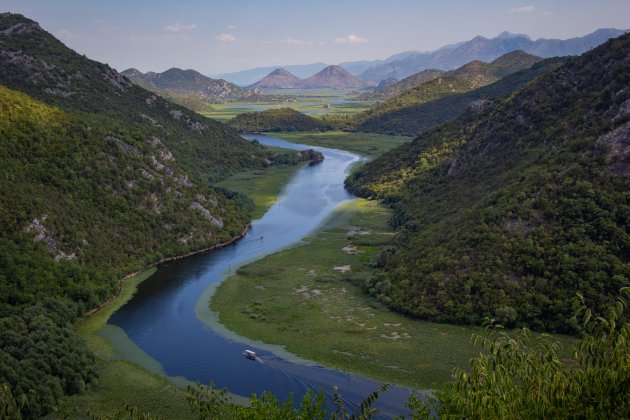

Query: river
left=102, top=134, right=417, bottom=417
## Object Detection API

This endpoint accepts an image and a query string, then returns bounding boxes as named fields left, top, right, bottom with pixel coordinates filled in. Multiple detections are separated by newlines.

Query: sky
left=3, top=0, right=630, bottom=75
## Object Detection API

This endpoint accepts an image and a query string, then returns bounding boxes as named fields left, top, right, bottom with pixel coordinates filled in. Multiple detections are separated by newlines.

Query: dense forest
left=228, top=108, right=332, bottom=132
left=346, top=33, right=630, bottom=333
left=0, top=13, right=305, bottom=416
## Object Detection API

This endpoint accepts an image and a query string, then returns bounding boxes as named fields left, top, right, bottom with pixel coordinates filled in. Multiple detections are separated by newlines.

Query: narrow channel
left=103, top=134, right=416, bottom=416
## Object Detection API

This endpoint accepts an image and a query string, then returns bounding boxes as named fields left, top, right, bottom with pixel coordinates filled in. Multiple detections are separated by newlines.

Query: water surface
left=105, top=134, right=416, bottom=416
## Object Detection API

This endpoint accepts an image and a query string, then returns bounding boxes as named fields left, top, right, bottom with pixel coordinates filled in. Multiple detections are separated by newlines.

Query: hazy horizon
left=3, top=0, right=630, bottom=75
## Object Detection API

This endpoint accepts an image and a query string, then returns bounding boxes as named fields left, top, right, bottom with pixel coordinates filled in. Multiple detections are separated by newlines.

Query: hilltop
left=228, top=108, right=332, bottom=132
left=352, top=57, right=564, bottom=135
left=122, top=67, right=268, bottom=102
left=299, top=65, right=369, bottom=89
left=355, top=69, right=444, bottom=100
left=249, top=68, right=302, bottom=89
left=346, top=33, right=630, bottom=332
left=349, top=50, right=542, bottom=133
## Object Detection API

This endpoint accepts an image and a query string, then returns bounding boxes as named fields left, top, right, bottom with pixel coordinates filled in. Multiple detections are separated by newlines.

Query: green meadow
left=211, top=199, right=577, bottom=389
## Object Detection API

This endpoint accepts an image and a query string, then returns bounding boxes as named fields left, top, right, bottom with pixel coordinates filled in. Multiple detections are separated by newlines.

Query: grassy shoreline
left=63, top=160, right=306, bottom=417
left=65, top=268, right=197, bottom=419
left=211, top=199, right=577, bottom=389
left=272, top=131, right=413, bottom=158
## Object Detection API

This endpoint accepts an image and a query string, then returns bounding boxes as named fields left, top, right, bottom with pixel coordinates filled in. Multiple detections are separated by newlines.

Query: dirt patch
left=342, top=244, right=360, bottom=254
left=380, top=331, right=411, bottom=340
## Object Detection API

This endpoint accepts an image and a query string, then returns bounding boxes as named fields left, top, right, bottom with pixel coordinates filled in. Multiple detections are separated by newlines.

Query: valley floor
left=211, top=198, right=576, bottom=389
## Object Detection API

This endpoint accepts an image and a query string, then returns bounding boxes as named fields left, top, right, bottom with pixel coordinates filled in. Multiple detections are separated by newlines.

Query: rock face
left=298, top=65, right=368, bottom=89
left=249, top=68, right=301, bottom=89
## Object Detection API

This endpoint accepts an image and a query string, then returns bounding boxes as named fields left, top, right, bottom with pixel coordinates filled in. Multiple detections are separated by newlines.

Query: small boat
left=243, top=349, right=257, bottom=360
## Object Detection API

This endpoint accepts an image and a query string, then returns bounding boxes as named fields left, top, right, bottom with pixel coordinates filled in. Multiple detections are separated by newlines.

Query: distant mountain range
left=121, top=67, right=267, bottom=102
left=250, top=65, right=370, bottom=89
left=216, top=28, right=628, bottom=85
left=213, top=63, right=328, bottom=87
left=357, top=28, right=628, bottom=81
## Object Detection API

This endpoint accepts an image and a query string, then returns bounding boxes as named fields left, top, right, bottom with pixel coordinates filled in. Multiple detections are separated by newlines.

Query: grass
left=211, top=199, right=576, bottom=390
left=215, top=164, right=304, bottom=219
left=273, top=131, right=413, bottom=158
left=199, top=88, right=376, bottom=121
left=64, top=268, right=197, bottom=419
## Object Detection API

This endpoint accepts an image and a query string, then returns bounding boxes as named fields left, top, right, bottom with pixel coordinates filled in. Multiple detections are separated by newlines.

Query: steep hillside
left=0, top=13, right=278, bottom=415
left=360, top=28, right=627, bottom=81
left=354, top=69, right=444, bottom=100
left=228, top=108, right=331, bottom=132
left=352, top=51, right=540, bottom=135
left=122, top=67, right=267, bottom=102
left=249, top=68, right=302, bottom=89
left=0, top=13, right=269, bottom=182
left=357, top=51, right=540, bottom=102
left=299, top=65, right=368, bottom=89
left=346, top=34, right=630, bottom=333
left=354, top=57, right=560, bottom=136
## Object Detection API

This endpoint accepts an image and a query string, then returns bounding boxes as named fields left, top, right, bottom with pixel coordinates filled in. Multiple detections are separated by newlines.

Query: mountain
left=351, top=51, right=543, bottom=131
left=346, top=33, right=630, bottom=333
left=353, top=57, right=564, bottom=136
left=0, top=12, right=278, bottom=414
left=355, top=69, right=444, bottom=100
left=228, top=108, right=332, bottom=132
left=121, top=67, right=266, bottom=102
left=298, top=65, right=368, bottom=89
left=359, top=28, right=628, bottom=82
left=249, top=68, right=302, bottom=89
left=214, top=62, right=328, bottom=86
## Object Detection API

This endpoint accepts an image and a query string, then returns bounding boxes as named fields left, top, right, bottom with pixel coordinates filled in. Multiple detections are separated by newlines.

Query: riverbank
left=63, top=155, right=306, bottom=417
left=272, top=131, right=413, bottom=158
left=64, top=268, right=196, bottom=418
left=215, top=164, right=305, bottom=219
left=211, top=198, right=577, bottom=389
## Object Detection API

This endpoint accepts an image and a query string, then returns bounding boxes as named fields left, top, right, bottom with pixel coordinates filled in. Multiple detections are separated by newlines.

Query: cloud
left=164, top=22, right=197, bottom=32
left=510, top=5, right=534, bottom=13
left=334, top=34, right=368, bottom=44
left=542, top=11, right=553, bottom=16
left=216, top=33, right=236, bottom=42
left=227, top=24, right=237, bottom=30
left=281, top=38, right=305, bottom=45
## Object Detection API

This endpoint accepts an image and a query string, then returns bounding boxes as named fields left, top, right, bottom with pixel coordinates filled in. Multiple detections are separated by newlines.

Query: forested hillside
left=353, top=57, right=565, bottom=136
left=0, top=13, right=279, bottom=416
left=349, top=51, right=543, bottom=135
left=228, top=108, right=332, bottom=132
left=346, top=33, right=630, bottom=333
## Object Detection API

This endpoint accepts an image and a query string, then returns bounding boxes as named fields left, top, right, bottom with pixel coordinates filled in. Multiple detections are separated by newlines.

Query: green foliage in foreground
left=228, top=108, right=332, bottom=133
left=82, top=288, right=628, bottom=419
left=432, top=288, right=630, bottom=418
left=346, top=34, right=630, bottom=333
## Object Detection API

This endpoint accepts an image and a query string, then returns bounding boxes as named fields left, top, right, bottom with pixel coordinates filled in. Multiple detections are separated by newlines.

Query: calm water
left=105, top=134, right=417, bottom=416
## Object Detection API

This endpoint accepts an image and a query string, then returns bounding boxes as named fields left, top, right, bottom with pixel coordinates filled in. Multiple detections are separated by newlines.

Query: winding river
left=101, top=134, right=416, bottom=416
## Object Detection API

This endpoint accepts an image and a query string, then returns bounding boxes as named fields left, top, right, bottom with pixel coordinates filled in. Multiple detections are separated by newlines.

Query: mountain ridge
left=345, top=32, right=630, bottom=332
left=121, top=67, right=267, bottom=102
left=359, top=28, right=628, bottom=81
